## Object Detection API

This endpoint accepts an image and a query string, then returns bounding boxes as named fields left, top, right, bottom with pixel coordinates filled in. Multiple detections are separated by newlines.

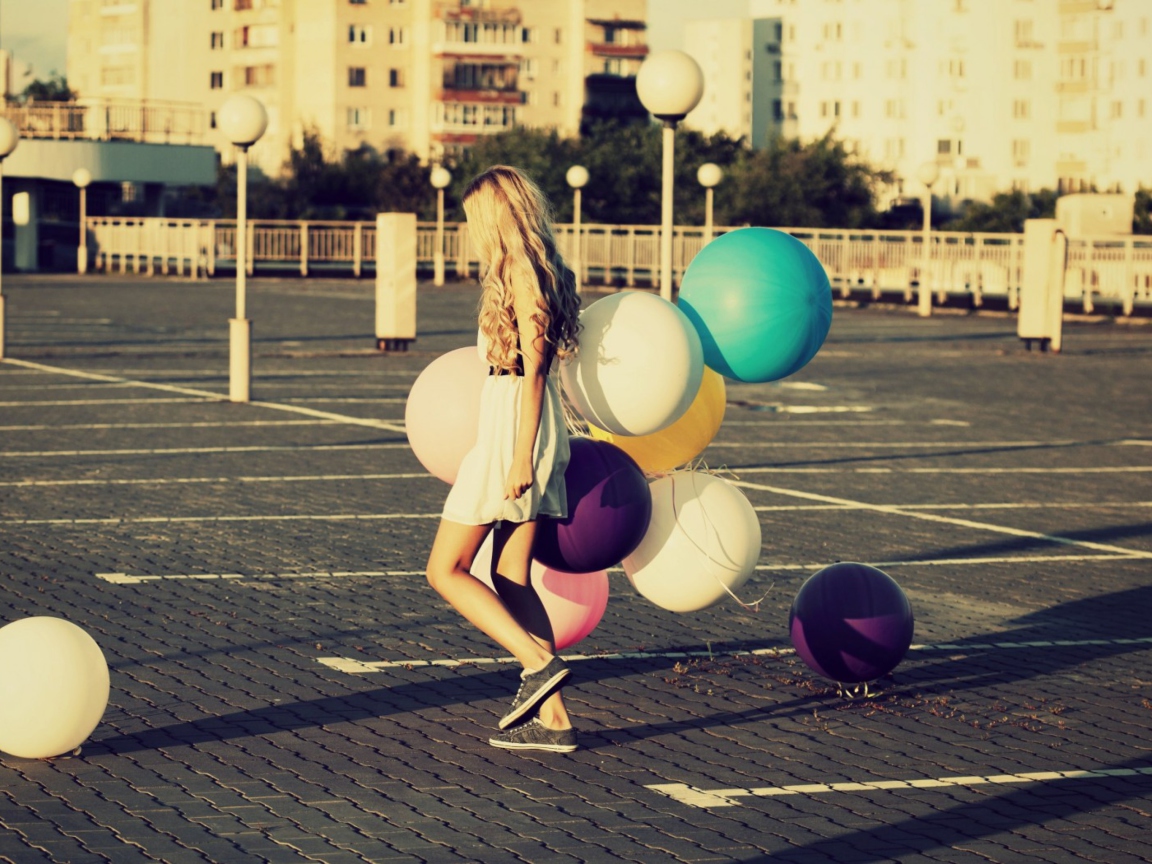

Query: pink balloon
left=405, top=347, right=489, bottom=483
left=470, top=535, right=609, bottom=650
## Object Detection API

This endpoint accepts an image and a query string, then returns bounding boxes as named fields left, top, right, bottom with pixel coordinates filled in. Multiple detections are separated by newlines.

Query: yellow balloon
left=589, top=367, right=726, bottom=474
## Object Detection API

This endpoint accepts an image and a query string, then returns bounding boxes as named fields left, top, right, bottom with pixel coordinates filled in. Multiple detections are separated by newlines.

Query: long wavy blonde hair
left=462, top=165, right=580, bottom=372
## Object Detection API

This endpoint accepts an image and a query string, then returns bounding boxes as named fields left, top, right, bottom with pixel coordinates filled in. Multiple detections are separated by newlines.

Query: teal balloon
left=678, top=228, right=833, bottom=383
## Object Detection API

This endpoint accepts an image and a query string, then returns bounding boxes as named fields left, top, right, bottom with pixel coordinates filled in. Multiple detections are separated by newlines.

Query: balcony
left=1, top=98, right=205, bottom=144
left=589, top=42, right=649, bottom=59
left=437, top=87, right=524, bottom=105
left=436, top=5, right=520, bottom=25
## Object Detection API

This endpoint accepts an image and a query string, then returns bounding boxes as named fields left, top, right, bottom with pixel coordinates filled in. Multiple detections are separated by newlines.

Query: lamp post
left=430, top=165, right=451, bottom=287
left=73, top=168, right=92, bottom=275
left=916, top=161, right=940, bottom=318
left=218, top=94, right=268, bottom=403
left=636, top=50, right=704, bottom=303
left=566, top=164, right=588, bottom=290
left=0, top=117, right=19, bottom=360
left=697, top=162, right=723, bottom=244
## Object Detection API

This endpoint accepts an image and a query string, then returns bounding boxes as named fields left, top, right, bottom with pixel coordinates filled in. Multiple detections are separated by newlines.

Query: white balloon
left=0, top=617, right=110, bottom=759
left=562, top=292, right=703, bottom=436
left=623, top=473, right=762, bottom=613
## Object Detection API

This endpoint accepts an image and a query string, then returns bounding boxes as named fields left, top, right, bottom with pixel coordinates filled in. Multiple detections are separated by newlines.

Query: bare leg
left=490, top=520, right=571, bottom=731
left=425, top=518, right=554, bottom=673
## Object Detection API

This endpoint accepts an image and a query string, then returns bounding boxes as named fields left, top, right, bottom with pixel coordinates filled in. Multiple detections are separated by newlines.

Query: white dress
left=441, top=330, right=570, bottom=526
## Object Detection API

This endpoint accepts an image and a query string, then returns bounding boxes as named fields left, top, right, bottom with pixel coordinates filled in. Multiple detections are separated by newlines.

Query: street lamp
left=636, top=50, right=704, bottom=302
left=430, top=165, right=451, bottom=287
left=697, top=162, right=723, bottom=244
left=0, top=117, right=19, bottom=360
left=566, top=164, right=588, bottom=291
left=217, top=93, right=268, bottom=403
left=73, top=168, right=92, bottom=275
left=916, top=161, right=940, bottom=318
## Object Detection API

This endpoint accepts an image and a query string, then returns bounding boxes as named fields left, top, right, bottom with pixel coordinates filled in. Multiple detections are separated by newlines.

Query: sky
left=0, top=0, right=751, bottom=90
left=1, top=0, right=70, bottom=82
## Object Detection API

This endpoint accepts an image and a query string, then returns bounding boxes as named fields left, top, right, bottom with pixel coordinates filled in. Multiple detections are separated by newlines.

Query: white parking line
left=1, top=472, right=430, bottom=488
left=738, top=466, right=1152, bottom=475
left=6, top=511, right=437, bottom=526
left=90, top=553, right=1142, bottom=584
left=0, top=397, right=217, bottom=407
left=648, top=766, right=1152, bottom=808
left=0, top=443, right=409, bottom=458
left=318, top=635, right=1152, bottom=673
left=0, top=358, right=406, bottom=433
left=0, top=420, right=347, bottom=432
left=751, top=501, right=1152, bottom=512
left=733, top=479, right=1152, bottom=559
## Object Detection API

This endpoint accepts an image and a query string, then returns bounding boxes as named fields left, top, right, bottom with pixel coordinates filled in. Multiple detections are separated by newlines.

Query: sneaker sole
left=498, top=668, right=570, bottom=730
left=488, top=738, right=578, bottom=753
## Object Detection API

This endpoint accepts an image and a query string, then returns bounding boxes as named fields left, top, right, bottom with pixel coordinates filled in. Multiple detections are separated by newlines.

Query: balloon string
left=668, top=467, right=775, bottom=613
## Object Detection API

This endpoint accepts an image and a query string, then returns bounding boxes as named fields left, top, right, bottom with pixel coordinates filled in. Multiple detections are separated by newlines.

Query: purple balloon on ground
left=534, top=438, right=652, bottom=574
left=789, top=562, right=914, bottom=684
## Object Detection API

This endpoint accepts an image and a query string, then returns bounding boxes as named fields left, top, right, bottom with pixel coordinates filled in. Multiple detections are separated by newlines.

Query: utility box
left=1018, top=219, right=1067, bottom=352
left=375, top=212, right=417, bottom=351
left=1055, top=193, right=1134, bottom=236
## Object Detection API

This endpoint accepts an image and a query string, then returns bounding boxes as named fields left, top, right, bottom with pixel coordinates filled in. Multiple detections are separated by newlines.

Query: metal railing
left=1, top=99, right=206, bottom=144
left=81, top=216, right=1152, bottom=313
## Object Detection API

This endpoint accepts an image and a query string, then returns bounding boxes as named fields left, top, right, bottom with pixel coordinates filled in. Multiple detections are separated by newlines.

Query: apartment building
left=684, top=0, right=1152, bottom=205
left=67, top=0, right=647, bottom=170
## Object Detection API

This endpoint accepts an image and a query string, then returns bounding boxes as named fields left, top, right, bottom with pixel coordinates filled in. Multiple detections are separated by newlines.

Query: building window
left=1014, top=19, right=1033, bottom=45
left=1014, top=59, right=1032, bottom=80
left=388, top=109, right=407, bottom=128
left=241, top=64, right=275, bottom=88
left=522, top=27, right=536, bottom=43
left=211, top=0, right=224, bottom=8
left=603, top=58, right=623, bottom=75
left=938, top=139, right=952, bottom=155
left=349, top=67, right=366, bottom=87
left=235, top=0, right=252, bottom=9
left=347, top=107, right=370, bottom=129
left=773, top=61, right=782, bottom=81
left=521, top=58, right=537, bottom=80
left=1012, top=139, right=1030, bottom=164
left=389, top=26, right=407, bottom=45
left=210, top=70, right=224, bottom=89
left=211, top=31, right=224, bottom=49
left=772, top=99, right=783, bottom=121
left=210, top=111, right=217, bottom=128
left=554, top=28, right=562, bottom=44
left=350, top=0, right=367, bottom=4
left=553, top=91, right=561, bottom=107
left=389, top=68, right=404, bottom=87
left=349, top=24, right=371, bottom=44
left=1012, top=99, right=1030, bottom=119
left=1111, top=100, right=1123, bottom=119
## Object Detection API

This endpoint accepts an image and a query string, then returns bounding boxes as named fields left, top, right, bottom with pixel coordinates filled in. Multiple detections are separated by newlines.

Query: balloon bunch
left=406, top=227, right=841, bottom=644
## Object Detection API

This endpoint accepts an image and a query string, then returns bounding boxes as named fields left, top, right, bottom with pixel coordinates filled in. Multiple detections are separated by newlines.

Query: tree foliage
left=20, top=73, right=76, bottom=102
left=940, top=189, right=1060, bottom=233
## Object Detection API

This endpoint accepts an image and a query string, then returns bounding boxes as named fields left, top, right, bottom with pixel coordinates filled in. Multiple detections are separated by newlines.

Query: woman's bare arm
left=504, top=266, right=549, bottom=501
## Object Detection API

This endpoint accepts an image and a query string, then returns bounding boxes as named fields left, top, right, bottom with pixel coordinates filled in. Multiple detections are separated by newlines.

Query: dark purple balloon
left=789, top=563, right=914, bottom=684
left=534, top=438, right=652, bottom=574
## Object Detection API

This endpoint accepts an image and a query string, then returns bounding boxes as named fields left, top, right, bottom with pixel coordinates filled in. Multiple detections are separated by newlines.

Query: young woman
left=425, top=165, right=582, bottom=752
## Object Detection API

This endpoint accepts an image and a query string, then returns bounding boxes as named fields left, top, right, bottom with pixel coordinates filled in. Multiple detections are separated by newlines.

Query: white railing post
left=1120, top=236, right=1134, bottom=316
left=300, top=221, right=309, bottom=276
left=353, top=222, right=363, bottom=277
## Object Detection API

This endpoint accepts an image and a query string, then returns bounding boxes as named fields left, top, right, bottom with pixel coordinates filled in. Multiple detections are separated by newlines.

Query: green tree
left=941, top=189, right=1059, bottom=233
left=21, top=73, right=76, bottom=102
left=721, top=134, right=892, bottom=229
left=1133, top=188, right=1152, bottom=234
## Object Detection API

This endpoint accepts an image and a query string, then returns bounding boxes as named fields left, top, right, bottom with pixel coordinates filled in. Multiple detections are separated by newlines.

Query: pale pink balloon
left=470, top=535, right=609, bottom=650
left=405, top=347, right=489, bottom=484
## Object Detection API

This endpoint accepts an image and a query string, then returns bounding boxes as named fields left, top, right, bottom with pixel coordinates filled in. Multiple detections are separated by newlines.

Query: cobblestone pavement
left=1, top=273, right=1151, bottom=863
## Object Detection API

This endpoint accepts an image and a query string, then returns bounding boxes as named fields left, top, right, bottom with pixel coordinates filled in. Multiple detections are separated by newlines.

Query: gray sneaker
left=489, top=717, right=578, bottom=752
left=499, top=656, right=569, bottom=730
